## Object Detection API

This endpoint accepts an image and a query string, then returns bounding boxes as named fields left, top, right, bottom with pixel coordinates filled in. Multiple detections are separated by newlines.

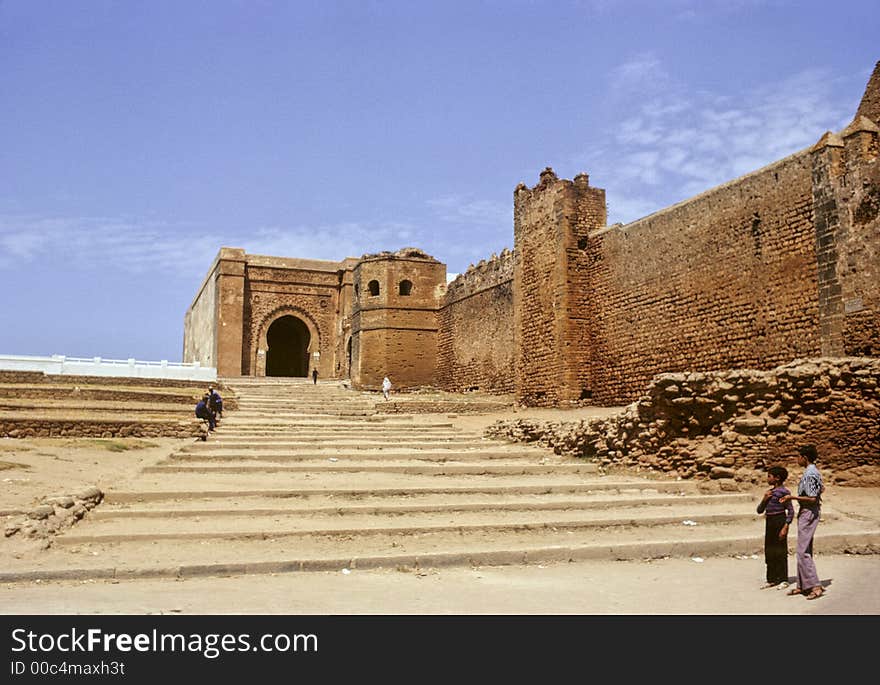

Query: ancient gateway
left=184, top=62, right=880, bottom=407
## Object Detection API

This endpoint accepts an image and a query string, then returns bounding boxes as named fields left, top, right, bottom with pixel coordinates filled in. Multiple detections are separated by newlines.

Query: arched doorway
left=265, top=315, right=311, bottom=377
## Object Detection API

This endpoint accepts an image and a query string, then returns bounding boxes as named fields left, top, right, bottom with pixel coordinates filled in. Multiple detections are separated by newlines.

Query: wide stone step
left=235, top=399, right=375, bottom=406
left=113, top=472, right=620, bottom=493
left=229, top=409, right=373, bottom=423
left=157, top=449, right=560, bottom=466
left=92, top=493, right=752, bottom=517
left=57, top=505, right=760, bottom=543
left=187, top=435, right=485, bottom=445
left=179, top=442, right=511, bottom=452
left=104, top=479, right=706, bottom=503
left=217, top=414, right=430, bottom=430
left=5, top=523, right=877, bottom=582
left=141, top=462, right=599, bottom=475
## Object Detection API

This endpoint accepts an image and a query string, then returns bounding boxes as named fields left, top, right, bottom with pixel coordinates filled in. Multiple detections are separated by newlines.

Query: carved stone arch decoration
left=253, top=305, right=322, bottom=377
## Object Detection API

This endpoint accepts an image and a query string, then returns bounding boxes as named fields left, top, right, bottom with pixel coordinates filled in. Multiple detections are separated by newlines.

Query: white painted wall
left=0, top=354, right=217, bottom=381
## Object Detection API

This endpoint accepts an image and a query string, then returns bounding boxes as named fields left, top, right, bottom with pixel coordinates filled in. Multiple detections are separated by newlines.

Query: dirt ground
left=1, top=410, right=878, bottom=615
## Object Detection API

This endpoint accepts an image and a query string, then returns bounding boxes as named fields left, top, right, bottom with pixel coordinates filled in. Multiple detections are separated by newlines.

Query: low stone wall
left=0, top=418, right=204, bottom=439
left=0, top=386, right=239, bottom=409
left=0, top=387, right=200, bottom=403
left=486, top=357, right=880, bottom=486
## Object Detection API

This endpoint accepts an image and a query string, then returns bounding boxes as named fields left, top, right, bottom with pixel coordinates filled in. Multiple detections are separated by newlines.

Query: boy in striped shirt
left=757, top=465, right=795, bottom=589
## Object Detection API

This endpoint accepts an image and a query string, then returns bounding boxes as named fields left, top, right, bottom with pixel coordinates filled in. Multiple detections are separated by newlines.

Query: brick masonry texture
left=581, top=151, right=819, bottom=405
left=487, top=357, right=880, bottom=485
left=437, top=249, right=515, bottom=394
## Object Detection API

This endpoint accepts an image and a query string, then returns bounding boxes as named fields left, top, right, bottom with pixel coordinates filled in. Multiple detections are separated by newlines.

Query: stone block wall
left=437, top=249, right=515, bottom=394
left=584, top=151, right=818, bottom=405
left=487, top=357, right=880, bottom=485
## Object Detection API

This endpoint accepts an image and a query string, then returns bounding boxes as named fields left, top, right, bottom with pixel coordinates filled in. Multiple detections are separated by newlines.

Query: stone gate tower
left=350, top=249, right=446, bottom=389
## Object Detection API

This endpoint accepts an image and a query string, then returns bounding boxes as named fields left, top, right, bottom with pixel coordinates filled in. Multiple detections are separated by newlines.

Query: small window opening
left=368, top=280, right=380, bottom=296
left=399, top=279, right=413, bottom=296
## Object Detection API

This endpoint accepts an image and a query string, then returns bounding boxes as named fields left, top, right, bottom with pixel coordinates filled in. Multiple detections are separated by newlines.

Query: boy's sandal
left=787, top=587, right=803, bottom=596
left=806, top=588, right=824, bottom=600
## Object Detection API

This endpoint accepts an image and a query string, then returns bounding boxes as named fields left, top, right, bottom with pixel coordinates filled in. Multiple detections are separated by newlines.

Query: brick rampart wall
left=437, top=249, right=515, bottom=393
left=585, top=151, right=819, bottom=404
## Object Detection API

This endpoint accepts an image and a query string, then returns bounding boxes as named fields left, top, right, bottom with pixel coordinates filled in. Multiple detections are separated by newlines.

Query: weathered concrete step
left=232, top=406, right=375, bottom=413
left=187, top=430, right=484, bottom=450
left=236, top=400, right=376, bottom=407
left=141, top=462, right=599, bottom=475
left=92, top=493, right=753, bottom=517
left=212, top=428, right=453, bottom=436
left=5, top=528, right=878, bottom=582
left=166, top=449, right=548, bottom=463
left=174, top=442, right=524, bottom=461
left=217, top=418, right=439, bottom=428
left=212, top=426, right=464, bottom=437
left=114, top=472, right=677, bottom=493
left=58, top=509, right=756, bottom=543
left=104, top=479, right=706, bottom=503
left=230, top=411, right=377, bottom=419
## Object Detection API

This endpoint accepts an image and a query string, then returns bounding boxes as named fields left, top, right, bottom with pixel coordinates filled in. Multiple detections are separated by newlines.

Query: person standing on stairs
left=312, top=368, right=319, bottom=385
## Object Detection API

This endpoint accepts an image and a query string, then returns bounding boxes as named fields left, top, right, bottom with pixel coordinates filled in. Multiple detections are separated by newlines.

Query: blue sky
left=1, top=0, right=876, bottom=362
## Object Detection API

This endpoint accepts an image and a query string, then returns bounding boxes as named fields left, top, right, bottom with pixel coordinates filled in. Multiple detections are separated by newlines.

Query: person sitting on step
left=195, top=393, right=216, bottom=432
left=208, top=386, right=223, bottom=419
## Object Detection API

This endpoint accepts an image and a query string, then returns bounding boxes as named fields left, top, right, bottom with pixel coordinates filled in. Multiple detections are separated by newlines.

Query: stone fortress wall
left=578, top=149, right=818, bottom=405
left=436, top=249, right=515, bottom=394
left=184, top=61, right=880, bottom=414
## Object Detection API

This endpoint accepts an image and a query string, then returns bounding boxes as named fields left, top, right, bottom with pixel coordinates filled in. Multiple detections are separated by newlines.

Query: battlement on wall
left=513, top=167, right=596, bottom=204
left=444, top=248, right=515, bottom=305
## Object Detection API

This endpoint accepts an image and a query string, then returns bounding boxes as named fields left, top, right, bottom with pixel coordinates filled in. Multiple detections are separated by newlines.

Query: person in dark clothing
left=195, top=394, right=215, bottom=431
left=208, top=386, right=223, bottom=418
left=756, top=465, right=794, bottom=589
left=312, top=368, right=318, bottom=385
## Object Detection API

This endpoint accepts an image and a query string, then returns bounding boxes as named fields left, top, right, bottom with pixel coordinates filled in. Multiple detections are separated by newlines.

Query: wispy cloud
left=241, top=222, right=419, bottom=261
left=424, top=195, right=512, bottom=271
left=574, top=55, right=852, bottom=224
left=0, top=214, right=421, bottom=275
left=427, top=195, right=511, bottom=228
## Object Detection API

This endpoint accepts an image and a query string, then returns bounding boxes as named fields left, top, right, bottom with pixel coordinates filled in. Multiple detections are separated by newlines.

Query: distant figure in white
left=382, top=376, right=392, bottom=401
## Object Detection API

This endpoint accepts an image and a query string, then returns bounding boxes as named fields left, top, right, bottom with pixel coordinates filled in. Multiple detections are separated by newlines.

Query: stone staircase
left=3, top=377, right=878, bottom=582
